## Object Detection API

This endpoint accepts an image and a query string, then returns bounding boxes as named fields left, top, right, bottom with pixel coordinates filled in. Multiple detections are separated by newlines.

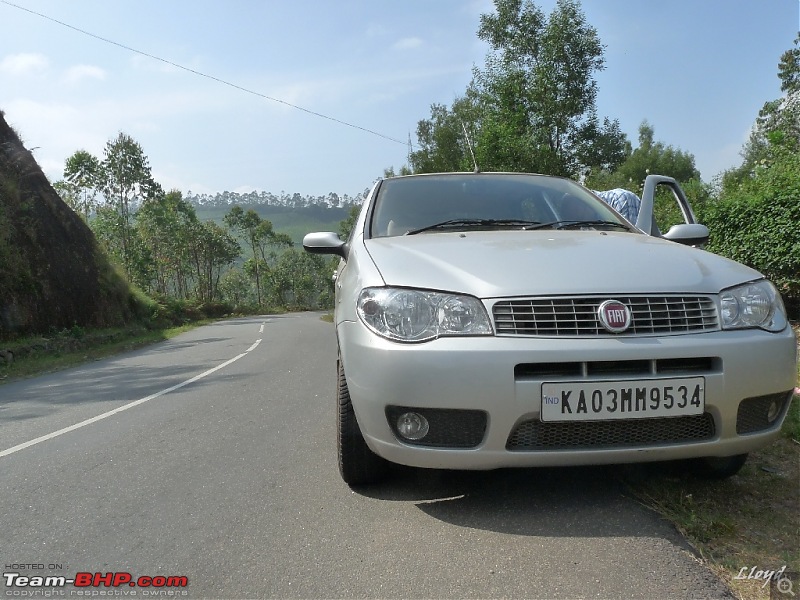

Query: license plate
left=540, top=377, right=704, bottom=422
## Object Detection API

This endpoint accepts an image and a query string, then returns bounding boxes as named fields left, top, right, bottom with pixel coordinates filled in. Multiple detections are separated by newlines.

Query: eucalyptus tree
left=136, top=190, right=197, bottom=297
left=189, top=221, right=240, bottom=303
left=96, top=133, right=161, bottom=278
left=63, top=149, right=101, bottom=220
left=223, top=207, right=272, bottom=306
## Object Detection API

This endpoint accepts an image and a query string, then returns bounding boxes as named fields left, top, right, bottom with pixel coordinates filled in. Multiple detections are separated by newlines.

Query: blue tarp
left=594, top=188, right=641, bottom=224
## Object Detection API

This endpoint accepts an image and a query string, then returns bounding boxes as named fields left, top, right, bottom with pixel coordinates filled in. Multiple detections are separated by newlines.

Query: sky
left=0, top=0, right=798, bottom=198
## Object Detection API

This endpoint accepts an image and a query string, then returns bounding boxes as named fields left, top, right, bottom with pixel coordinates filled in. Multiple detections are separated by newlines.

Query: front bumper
left=338, top=320, right=798, bottom=470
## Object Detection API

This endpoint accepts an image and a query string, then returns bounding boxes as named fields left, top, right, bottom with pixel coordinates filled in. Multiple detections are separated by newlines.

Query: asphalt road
left=0, top=313, right=734, bottom=599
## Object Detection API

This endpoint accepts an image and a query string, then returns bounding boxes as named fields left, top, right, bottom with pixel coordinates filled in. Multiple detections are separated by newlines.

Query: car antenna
left=461, top=121, right=480, bottom=173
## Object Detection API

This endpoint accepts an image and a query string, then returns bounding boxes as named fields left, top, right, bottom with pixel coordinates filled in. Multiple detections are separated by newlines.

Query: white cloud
left=0, top=53, right=49, bottom=75
left=393, top=37, right=424, bottom=50
left=63, top=64, right=106, bottom=84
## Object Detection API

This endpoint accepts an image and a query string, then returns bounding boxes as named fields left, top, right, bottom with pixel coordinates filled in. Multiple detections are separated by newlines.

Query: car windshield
left=369, top=173, right=634, bottom=237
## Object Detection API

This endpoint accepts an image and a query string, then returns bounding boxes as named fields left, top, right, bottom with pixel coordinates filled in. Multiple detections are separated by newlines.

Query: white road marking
left=0, top=339, right=263, bottom=459
left=259, top=322, right=265, bottom=333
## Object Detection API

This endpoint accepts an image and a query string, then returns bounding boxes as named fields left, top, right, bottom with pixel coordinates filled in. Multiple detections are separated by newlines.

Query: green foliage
left=223, top=206, right=292, bottom=306
left=97, top=133, right=162, bottom=278
left=725, top=33, right=800, bottom=190
left=63, top=149, right=101, bottom=219
left=411, top=97, right=478, bottom=173
left=338, top=205, right=361, bottom=240
left=190, top=220, right=240, bottom=303
left=268, top=248, right=335, bottom=309
left=707, top=36, right=800, bottom=315
left=704, top=146, right=800, bottom=300
left=586, top=121, right=699, bottom=190
left=219, top=267, right=253, bottom=308
left=410, top=0, right=627, bottom=177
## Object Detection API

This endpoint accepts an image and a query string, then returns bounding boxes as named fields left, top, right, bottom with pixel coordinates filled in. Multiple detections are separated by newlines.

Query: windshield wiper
left=525, top=220, right=631, bottom=231
left=405, top=219, right=542, bottom=235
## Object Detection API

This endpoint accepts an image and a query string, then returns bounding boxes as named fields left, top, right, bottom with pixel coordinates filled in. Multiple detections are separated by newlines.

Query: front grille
left=506, top=413, right=716, bottom=450
left=514, top=357, right=717, bottom=379
left=493, top=296, right=718, bottom=336
left=385, top=406, right=487, bottom=448
left=736, top=392, right=792, bottom=434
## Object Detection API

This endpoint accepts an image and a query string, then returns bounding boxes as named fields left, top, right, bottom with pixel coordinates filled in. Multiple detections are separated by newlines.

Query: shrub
left=704, top=147, right=800, bottom=316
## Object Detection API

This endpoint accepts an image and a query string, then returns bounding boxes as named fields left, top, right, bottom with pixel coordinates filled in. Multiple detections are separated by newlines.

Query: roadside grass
left=622, top=397, right=799, bottom=600
left=2, top=317, right=798, bottom=600
left=622, top=323, right=800, bottom=600
left=0, top=323, right=206, bottom=383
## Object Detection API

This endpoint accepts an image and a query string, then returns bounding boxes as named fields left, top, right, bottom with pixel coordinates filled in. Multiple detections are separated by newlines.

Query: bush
left=704, top=147, right=800, bottom=315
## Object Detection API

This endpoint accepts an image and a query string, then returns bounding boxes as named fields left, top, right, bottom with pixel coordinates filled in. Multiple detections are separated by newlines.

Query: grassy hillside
left=0, top=111, right=147, bottom=338
left=194, top=204, right=352, bottom=244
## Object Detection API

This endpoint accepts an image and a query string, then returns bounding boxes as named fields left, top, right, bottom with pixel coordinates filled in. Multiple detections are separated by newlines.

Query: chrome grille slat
left=493, top=296, right=719, bottom=336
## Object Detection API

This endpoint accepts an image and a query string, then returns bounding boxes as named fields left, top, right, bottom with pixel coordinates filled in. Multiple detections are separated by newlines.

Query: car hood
left=363, top=230, right=762, bottom=298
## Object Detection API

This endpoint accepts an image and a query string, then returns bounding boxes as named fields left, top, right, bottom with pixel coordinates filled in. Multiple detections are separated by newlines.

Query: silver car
left=304, top=172, right=797, bottom=485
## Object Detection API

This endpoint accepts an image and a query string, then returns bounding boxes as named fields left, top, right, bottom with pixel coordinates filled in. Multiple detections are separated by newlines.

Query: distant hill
left=185, top=189, right=366, bottom=210
left=186, top=190, right=365, bottom=244
left=0, top=111, right=142, bottom=337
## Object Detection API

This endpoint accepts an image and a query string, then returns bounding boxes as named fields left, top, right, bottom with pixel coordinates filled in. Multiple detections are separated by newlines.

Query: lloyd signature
left=735, top=565, right=789, bottom=590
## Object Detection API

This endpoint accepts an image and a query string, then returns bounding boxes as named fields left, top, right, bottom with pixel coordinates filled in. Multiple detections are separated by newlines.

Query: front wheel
left=337, top=359, right=389, bottom=485
left=691, top=454, right=748, bottom=479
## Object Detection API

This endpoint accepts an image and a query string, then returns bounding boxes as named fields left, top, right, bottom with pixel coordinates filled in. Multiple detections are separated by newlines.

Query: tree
left=223, top=207, right=288, bottom=307
left=724, top=32, right=800, bottom=189
left=63, top=149, right=101, bottom=219
left=338, top=205, right=361, bottom=240
left=136, top=190, right=198, bottom=297
left=219, top=267, right=252, bottom=307
left=410, top=94, right=480, bottom=173
left=97, top=133, right=161, bottom=278
left=269, top=249, right=335, bottom=309
left=584, top=121, right=702, bottom=232
left=587, top=121, right=699, bottom=190
left=705, top=145, right=800, bottom=301
left=707, top=35, right=800, bottom=309
left=224, top=207, right=265, bottom=305
left=189, top=221, right=240, bottom=303
left=409, top=0, right=626, bottom=177
left=472, top=0, right=626, bottom=175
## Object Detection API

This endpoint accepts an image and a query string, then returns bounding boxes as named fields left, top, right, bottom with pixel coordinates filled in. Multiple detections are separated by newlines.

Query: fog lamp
left=766, top=399, right=782, bottom=423
left=396, top=412, right=429, bottom=441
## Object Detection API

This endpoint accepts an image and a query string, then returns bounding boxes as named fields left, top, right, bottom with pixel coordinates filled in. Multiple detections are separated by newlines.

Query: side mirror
left=303, top=231, right=348, bottom=258
left=662, top=223, right=709, bottom=247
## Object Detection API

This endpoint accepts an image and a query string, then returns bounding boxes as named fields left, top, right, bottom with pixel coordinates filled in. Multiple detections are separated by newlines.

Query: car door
left=637, top=175, right=709, bottom=246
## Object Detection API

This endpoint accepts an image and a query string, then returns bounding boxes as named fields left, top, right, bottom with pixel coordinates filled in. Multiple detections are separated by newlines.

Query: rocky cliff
left=0, top=111, right=140, bottom=337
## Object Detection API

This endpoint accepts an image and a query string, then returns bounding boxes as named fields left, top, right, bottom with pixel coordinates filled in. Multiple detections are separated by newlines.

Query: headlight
left=357, top=287, right=493, bottom=342
left=719, top=280, right=787, bottom=332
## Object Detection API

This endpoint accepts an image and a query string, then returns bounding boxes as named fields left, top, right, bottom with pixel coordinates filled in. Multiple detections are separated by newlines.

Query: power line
left=0, top=0, right=409, bottom=147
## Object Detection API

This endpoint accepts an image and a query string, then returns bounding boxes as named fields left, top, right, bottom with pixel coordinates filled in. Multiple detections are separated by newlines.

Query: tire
left=691, top=454, right=748, bottom=480
left=337, top=359, right=389, bottom=485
